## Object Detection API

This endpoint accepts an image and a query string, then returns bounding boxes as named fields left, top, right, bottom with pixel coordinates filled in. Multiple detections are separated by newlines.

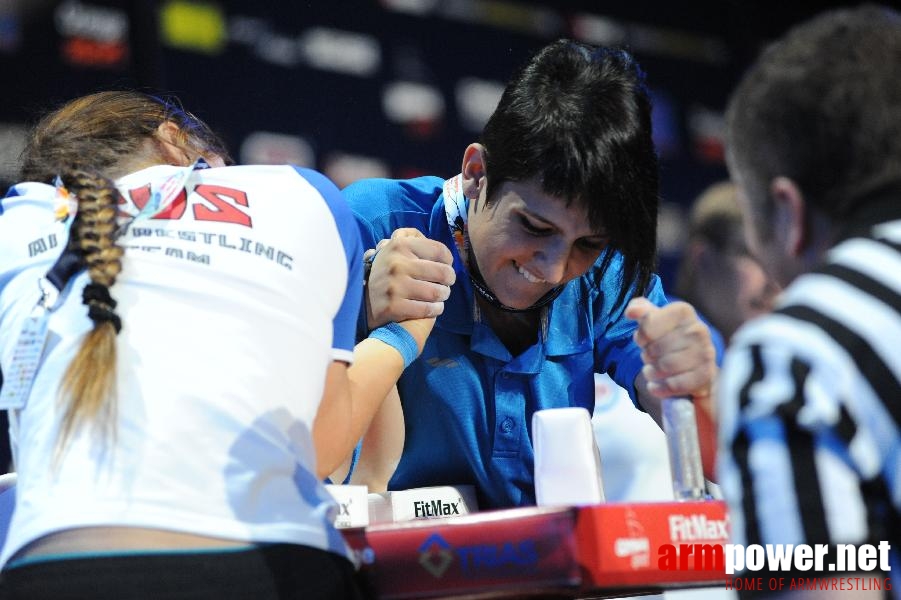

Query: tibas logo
left=419, top=534, right=455, bottom=578
left=418, top=533, right=539, bottom=579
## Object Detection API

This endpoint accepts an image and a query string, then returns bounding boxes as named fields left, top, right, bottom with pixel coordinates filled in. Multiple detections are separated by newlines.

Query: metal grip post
left=662, top=397, right=706, bottom=500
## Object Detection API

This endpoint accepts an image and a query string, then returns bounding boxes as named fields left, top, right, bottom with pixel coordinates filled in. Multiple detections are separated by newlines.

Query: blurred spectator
left=674, top=181, right=779, bottom=342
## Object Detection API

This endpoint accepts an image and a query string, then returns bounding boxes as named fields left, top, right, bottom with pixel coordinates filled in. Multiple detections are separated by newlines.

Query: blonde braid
left=56, top=169, right=124, bottom=454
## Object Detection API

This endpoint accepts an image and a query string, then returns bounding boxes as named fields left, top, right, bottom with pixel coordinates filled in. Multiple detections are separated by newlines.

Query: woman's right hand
left=366, top=228, right=456, bottom=329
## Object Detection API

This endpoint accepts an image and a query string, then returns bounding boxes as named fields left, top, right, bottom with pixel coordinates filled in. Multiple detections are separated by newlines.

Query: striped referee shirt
left=717, top=199, right=901, bottom=577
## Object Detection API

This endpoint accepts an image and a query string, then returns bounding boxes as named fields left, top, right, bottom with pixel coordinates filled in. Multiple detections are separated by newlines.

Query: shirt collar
left=429, top=175, right=475, bottom=334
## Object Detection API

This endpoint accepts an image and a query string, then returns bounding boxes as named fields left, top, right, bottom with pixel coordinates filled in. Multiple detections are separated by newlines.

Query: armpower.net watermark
left=657, top=540, right=892, bottom=593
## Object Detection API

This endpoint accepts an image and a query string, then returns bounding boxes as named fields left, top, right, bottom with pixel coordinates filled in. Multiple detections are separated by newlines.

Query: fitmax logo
left=414, top=499, right=461, bottom=518
left=669, top=515, right=728, bottom=542
left=332, top=495, right=358, bottom=526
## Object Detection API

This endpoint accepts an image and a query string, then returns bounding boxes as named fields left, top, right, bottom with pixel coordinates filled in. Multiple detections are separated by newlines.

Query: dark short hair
left=480, top=39, right=659, bottom=307
left=726, top=4, right=901, bottom=229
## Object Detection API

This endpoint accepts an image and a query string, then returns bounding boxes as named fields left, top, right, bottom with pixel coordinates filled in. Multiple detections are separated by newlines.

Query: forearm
left=347, top=385, right=405, bottom=492
left=314, top=338, right=405, bottom=479
left=346, top=339, right=406, bottom=446
left=634, top=372, right=663, bottom=428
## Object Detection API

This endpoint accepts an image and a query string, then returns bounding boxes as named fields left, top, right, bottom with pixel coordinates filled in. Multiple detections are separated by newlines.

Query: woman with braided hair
left=51, top=169, right=126, bottom=455
left=0, top=91, right=438, bottom=599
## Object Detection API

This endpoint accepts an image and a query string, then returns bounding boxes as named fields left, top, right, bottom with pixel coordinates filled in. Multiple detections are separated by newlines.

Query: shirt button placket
left=494, top=370, right=519, bottom=455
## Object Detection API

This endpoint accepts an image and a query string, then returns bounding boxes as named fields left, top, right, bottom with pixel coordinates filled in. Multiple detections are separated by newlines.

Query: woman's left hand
left=626, top=297, right=718, bottom=478
left=625, top=297, right=717, bottom=400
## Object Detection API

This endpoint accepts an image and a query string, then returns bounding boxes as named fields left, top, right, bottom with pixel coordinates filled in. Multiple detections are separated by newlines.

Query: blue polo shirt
left=344, top=176, right=667, bottom=508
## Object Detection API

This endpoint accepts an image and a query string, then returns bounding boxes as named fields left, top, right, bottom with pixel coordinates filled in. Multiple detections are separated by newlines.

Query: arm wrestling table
left=341, top=499, right=729, bottom=599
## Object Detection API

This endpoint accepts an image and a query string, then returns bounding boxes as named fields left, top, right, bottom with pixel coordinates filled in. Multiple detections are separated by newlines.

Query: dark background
left=0, top=0, right=865, bottom=287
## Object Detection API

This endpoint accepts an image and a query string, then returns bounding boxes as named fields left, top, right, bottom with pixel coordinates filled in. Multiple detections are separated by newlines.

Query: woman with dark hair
left=342, top=40, right=718, bottom=508
left=0, top=90, right=434, bottom=599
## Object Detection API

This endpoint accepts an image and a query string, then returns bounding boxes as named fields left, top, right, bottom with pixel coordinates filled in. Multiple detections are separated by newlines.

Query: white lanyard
left=0, top=276, right=64, bottom=410
left=0, top=162, right=200, bottom=410
left=442, top=174, right=470, bottom=264
left=119, top=159, right=201, bottom=227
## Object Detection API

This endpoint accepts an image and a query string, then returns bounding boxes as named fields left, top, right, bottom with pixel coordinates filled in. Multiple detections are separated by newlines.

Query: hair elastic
left=83, top=283, right=122, bottom=333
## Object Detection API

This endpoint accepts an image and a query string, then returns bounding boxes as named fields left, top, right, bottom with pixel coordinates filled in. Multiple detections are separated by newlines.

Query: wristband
left=363, top=248, right=380, bottom=286
left=369, top=322, right=418, bottom=369
left=357, top=248, right=380, bottom=342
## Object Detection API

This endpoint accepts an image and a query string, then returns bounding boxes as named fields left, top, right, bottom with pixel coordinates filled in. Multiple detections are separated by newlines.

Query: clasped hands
left=365, top=228, right=456, bottom=330
left=364, top=229, right=717, bottom=408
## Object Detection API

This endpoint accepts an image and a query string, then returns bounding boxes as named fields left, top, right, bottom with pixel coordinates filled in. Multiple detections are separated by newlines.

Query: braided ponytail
left=56, top=169, right=124, bottom=453
left=17, top=91, right=229, bottom=454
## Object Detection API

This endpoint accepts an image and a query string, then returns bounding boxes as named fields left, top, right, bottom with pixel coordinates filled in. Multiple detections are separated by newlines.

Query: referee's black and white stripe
left=718, top=220, right=901, bottom=557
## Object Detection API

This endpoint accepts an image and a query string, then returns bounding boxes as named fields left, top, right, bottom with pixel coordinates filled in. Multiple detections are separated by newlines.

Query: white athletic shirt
left=0, top=163, right=362, bottom=565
